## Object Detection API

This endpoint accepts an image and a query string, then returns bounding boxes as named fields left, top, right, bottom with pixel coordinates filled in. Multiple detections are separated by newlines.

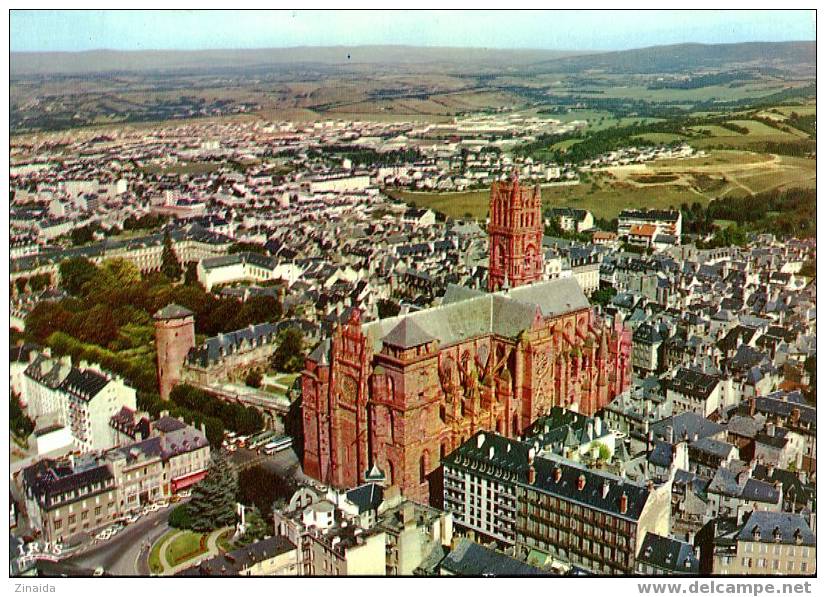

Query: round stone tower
left=153, top=303, right=196, bottom=401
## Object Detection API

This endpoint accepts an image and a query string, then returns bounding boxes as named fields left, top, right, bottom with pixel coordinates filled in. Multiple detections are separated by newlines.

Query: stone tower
left=153, top=304, right=196, bottom=401
left=488, top=171, right=544, bottom=292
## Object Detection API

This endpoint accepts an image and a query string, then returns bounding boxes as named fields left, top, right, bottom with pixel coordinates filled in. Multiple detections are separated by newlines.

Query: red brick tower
left=488, top=171, right=544, bottom=292
left=153, top=304, right=196, bottom=401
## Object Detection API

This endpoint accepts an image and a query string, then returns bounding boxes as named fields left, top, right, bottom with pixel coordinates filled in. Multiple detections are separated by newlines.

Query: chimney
left=528, top=464, right=536, bottom=485
left=748, top=397, right=756, bottom=416
left=602, top=481, right=610, bottom=499
left=765, top=422, right=775, bottom=437
left=553, top=467, right=562, bottom=483
left=666, top=426, right=674, bottom=444
left=577, top=474, right=586, bottom=491
left=528, top=447, right=535, bottom=466
left=619, top=493, right=628, bottom=514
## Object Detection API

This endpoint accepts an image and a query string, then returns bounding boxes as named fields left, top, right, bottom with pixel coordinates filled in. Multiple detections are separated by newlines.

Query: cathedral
left=301, top=176, right=632, bottom=503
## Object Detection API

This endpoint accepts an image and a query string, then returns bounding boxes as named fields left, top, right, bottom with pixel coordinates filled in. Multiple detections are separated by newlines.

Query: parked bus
left=262, top=436, right=292, bottom=455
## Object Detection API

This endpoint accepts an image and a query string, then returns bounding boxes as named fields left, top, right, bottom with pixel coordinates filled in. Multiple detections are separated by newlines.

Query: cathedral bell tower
left=488, top=170, right=544, bottom=292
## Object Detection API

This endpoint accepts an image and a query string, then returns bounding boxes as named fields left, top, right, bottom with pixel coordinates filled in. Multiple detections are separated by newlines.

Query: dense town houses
left=9, top=111, right=816, bottom=577
left=17, top=416, right=209, bottom=544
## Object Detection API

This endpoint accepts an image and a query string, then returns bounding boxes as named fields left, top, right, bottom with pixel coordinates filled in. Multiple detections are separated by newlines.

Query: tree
left=186, top=453, right=239, bottom=533
left=101, top=258, right=141, bottom=287
left=590, top=287, right=617, bottom=307
left=59, top=257, right=99, bottom=295
left=245, top=369, right=263, bottom=389
left=10, top=392, right=34, bottom=439
left=236, top=506, right=268, bottom=547
left=168, top=503, right=194, bottom=529
left=161, top=231, right=183, bottom=281
left=271, top=328, right=305, bottom=373
left=184, top=262, right=200, bottom=286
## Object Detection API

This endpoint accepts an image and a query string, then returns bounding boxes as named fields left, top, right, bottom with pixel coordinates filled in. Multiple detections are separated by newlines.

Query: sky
left=10, top=9, right=816, bottom=53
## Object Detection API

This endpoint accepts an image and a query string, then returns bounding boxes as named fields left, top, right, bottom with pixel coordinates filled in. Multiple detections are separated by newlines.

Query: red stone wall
left=302, top=308, right=633, bottom=504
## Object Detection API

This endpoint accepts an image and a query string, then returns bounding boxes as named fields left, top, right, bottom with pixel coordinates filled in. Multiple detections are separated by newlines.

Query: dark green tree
left=186, top=453, right=239, bottom=532
left=245, top=369, right=263, bottom=389
left=10, top=392, right=35, bottom=439
left=271, top=328, right=305, bottom=373
left=237, top=506, right=268, bottom=546
left=59, top=257, right=99, bottom=295
left=161, top=231, right=183, bottom=281
left=590, top=287, right=617, bottom=307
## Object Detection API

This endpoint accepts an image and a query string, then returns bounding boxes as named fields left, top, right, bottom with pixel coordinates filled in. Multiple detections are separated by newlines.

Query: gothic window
left=420, top=451, right=429, bottom=484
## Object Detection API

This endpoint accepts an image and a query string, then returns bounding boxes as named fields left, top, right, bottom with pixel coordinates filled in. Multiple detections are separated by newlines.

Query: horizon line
left=10, top=38, right=816, bottom=56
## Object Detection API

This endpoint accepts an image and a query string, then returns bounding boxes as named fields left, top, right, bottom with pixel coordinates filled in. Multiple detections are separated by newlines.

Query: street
left=61, top=446, right=309, bottom=576
left=63, top=505, right=174, bottom=576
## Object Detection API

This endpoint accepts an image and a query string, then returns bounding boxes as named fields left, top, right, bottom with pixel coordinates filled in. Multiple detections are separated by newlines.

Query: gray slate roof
left=154, top=303, right=194, bottom=320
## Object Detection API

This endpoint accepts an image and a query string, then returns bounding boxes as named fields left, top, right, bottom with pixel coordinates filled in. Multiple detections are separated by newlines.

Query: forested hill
left=531, top=41, right=816, bottom=74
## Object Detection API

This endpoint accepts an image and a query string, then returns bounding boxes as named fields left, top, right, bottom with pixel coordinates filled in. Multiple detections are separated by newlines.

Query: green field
left=396, top=144, right=815, bottom=221
left=632, top=132, right=688, bottom=144
left=141, top=161, right=229, bottom=176
left=397, top=182, right=708, bottom=221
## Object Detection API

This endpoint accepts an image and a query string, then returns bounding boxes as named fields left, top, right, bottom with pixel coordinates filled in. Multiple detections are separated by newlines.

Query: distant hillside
left=530, top=41, right=816, bottom=74
left=10, top=45, right=584, bottom=76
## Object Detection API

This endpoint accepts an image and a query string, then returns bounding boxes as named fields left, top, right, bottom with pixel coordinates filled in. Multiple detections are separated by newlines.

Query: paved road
left=229, top=446, right=312, bottom=483
left=64, top=506, right=174, bottom=576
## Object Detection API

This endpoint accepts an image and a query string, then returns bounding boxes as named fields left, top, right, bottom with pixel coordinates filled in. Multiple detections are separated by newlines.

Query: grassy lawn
left=166, top=531, right=208, bottom=567
left=148, top=532, right=169, bottom=575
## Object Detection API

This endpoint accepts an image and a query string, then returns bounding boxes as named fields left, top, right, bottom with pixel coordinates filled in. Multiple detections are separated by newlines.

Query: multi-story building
left=302, top=276, right=632, bottom=502
left=197, top=252, right=303, bottom=291
left=61, top=365, right=137, bottom=453
left=179, top=536, right=299, bottom=576
left=442, top=431, right=672, bottom=574
left=20, top=419, right=209, bottom=543
left=275, top=497, right=387, bottom=575
left=666, top=368, right=722, bottom=417
left=21, top=454, right=120, bottom=544
left=632, top=323, right=663, bottom=374
left=548, top=208, right=594, bottom=233
left=634, top=532, right=699, bottom=575
left=617, top=209, right=682, bottom=241
left=699, top=511, right=816, bottom=576
left=154, top=305, right=285, bottom=401
left=22, top=353, right=137, bottom=452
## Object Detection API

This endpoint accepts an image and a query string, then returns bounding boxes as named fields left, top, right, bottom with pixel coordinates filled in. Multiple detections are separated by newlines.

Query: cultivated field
left=397, top=147, right=815, bottom=221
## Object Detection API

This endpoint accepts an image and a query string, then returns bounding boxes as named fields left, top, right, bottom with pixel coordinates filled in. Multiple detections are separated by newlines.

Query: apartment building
left=23, top=353, right=137, bottom=453
left=699, top=511, right=816, bottom=576
left=443, top=431, right=672, bottom=574
left=20, top=420, right=209, bottom=543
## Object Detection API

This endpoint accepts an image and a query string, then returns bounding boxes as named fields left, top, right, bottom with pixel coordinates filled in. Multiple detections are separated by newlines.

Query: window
left=801, top=563, right=808, bottom=573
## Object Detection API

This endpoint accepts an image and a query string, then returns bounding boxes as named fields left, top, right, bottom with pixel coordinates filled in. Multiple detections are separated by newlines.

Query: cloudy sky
left=11, top=9, right=816, bottom=53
